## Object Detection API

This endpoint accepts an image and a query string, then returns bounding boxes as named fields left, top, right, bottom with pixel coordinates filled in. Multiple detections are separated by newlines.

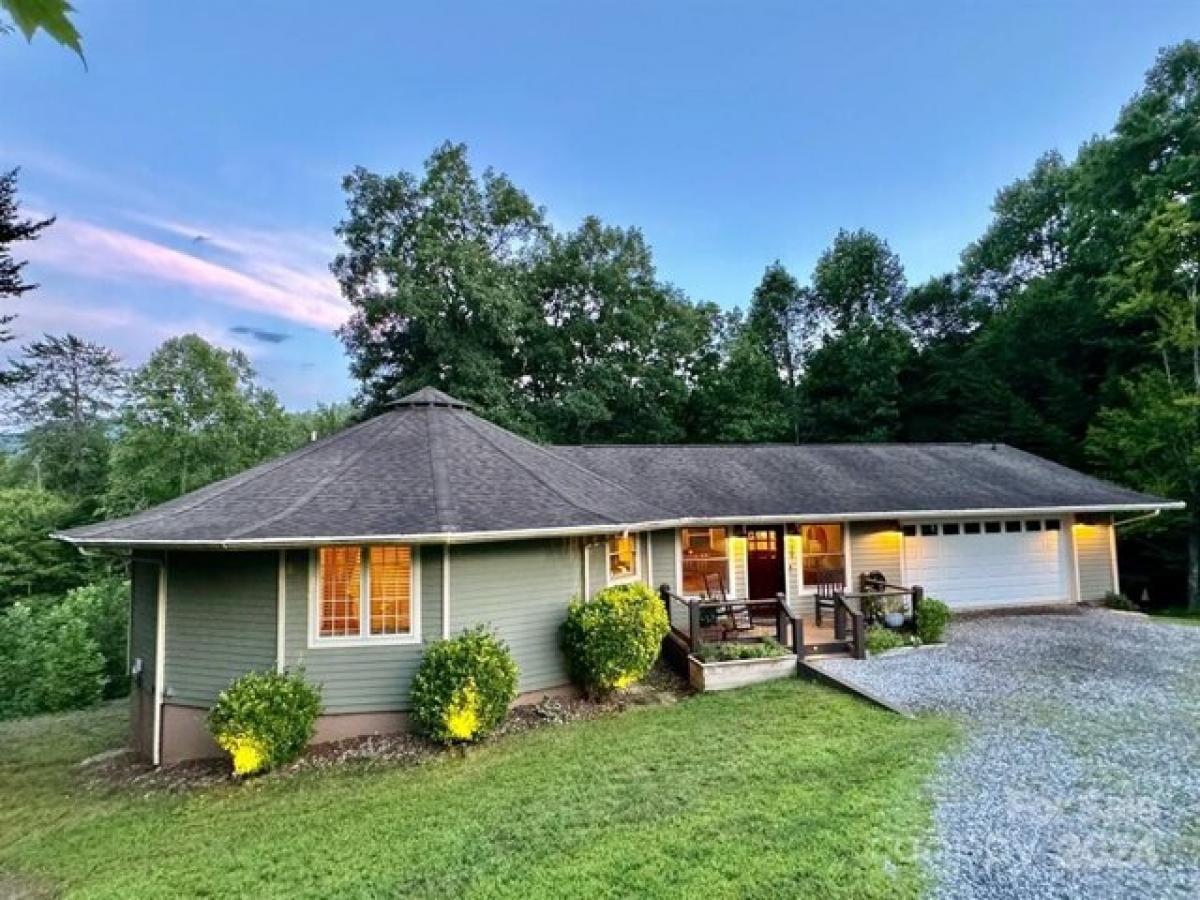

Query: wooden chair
left=705, top=573, right=755, bottom=641
left=813, top=571, right=844, bottom=627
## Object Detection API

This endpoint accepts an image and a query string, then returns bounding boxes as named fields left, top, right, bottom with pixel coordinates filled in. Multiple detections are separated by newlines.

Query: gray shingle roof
left=56, top=389, right=1179, bottom=548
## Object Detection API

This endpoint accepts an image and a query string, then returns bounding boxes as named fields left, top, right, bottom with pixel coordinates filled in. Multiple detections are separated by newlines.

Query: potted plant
left=882, top=596, right=906, bottom=629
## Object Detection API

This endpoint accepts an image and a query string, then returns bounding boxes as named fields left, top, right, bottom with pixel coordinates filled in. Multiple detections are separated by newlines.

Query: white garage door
left=902, top=518, right=1069, bottom=610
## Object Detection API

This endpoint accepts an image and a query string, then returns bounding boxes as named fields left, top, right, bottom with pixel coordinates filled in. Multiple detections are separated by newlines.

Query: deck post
left=853, top=613, right=866, bottom=659
left=834, top=596, right=845, bottom=641
left=775, top=592, right=787, bottom=645
left=911, top=585, right=924, bottom=621
left=688, top=599, right=701, bottom=652
left=658, top=583, right=671, bottom=615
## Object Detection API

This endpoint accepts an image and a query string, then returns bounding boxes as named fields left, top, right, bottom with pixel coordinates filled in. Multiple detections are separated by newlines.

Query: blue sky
left=2, top=1, right=1197, bottom=408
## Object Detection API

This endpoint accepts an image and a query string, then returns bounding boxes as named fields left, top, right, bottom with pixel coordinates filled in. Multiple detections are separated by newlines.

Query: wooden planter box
left=687, top=653, right=798, bottom=692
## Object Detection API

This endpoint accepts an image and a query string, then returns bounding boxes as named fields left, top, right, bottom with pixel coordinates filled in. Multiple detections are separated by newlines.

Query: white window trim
left=676, top=526, right=733, bottom=598
left=605, top=533, right=643, bottom=586
left=795, top=522, right=848, bottom=593
left=308, top=546, right=422, bottom=649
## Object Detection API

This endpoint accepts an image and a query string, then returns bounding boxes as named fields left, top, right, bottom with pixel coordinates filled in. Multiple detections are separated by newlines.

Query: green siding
left=164, top=551, right=277, bottom=706
left=586, top=539, right=607, bottom=599
left=129, top=560, right=159, bottom=691
left=1076, top=516, right=1116, bottom=602
left=284, top=546, right=442, bottom=714
left=649, top=529, right=676, bottom=592
left=449, top=538, right=581, bottom=693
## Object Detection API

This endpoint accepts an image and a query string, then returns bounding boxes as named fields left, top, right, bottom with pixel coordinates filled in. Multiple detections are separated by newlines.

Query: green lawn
left=0, top=680, right=955, bottom=899
left=1148, top=606, right=1200, bottom=626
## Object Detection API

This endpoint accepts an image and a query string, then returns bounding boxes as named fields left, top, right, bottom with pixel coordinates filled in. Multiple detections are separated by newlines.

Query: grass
left=1147, top=606, right=1200, bottom=627
left=0, top=681, right=955, bottom=899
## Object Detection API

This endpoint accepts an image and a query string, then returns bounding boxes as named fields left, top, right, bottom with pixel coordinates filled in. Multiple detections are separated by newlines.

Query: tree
left=288, top=402, right=354, bottom=446
left=810, top=229, right=907, bottom=332
left=687, top=313, right=792, bottom=443
left=522, top=216, right=712, bottom=443
left=1089, top=200, right=1200, bottom=612
left=0, top=0, right=83, bottom=61
left=2, top=334, right=124, bottom=502
left=105, top=335, right=294, bottom=514
left=1, top=169, right=54, bottom=381
left=334, top=143, right=544, bottom=430
left=799, top=322, right=913, bottom=442
left=0, top=486, right=91, bottom=604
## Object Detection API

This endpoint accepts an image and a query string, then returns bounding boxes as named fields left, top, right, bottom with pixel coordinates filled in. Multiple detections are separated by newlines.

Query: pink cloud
left=25, top=216, right=349, bottom=330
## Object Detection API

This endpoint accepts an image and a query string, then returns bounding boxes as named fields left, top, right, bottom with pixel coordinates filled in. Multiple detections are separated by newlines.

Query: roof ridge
left=226, top=412, right=417, bottom=539
left=456, top=412, right=631, bottom=523
left=98, top=413, right=387, bottom=532
left=425, top=406, right=459, bottom=532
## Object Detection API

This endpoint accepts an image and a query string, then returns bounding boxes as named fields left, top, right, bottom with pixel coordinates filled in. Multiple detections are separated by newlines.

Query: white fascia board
left=49, top=501, right=1185, bottom=551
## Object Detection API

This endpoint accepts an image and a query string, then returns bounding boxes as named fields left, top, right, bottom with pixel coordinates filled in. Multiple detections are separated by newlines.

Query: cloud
left=231, top=325, right=291, bottom=344
left=24, top=215, right=349, bottom=330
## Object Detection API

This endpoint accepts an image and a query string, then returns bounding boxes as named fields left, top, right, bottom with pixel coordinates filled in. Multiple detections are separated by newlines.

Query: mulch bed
left=80, top=664, right=689, bottom=793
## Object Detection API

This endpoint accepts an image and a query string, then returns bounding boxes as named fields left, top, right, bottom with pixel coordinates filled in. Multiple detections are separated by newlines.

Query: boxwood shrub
left=561, top=582, right=669, bottom=695
left=207, top=669, right=322, bottom=776
left=915, top=596, right=952, bottom=643
left=410, top=626, right=518, bottom=744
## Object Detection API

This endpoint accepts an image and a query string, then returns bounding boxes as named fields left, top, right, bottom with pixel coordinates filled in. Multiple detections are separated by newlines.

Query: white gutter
left=50, top=502, right=1184, bottom=551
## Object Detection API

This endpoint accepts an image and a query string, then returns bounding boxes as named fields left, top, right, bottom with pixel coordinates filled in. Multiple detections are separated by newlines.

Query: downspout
left=1113, top=509, right=1163, bottom=528
left=153, top=553, right=168, bottom=767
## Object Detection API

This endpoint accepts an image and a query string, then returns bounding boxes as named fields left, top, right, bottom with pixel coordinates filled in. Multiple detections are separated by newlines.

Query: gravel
left=811, top=609, right=1200, bottom=899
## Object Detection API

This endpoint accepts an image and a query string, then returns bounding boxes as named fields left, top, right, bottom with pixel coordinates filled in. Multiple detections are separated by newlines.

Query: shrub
left=61, top=579, right=130, bottom=698
left=0, top=599, right=106, bottom=720
left=865, top=625, right=912, bottom=655
left=561, top=582, right=669, bottom=694
left=1102, top=590, right=1136, bottom=611
left=915, top=596, right=952, bottom=643
left=695, top=638, right=788, bottom=662
left=410, top=626, right=518, bottom=744
left=207, top=669, right=322, bottom=776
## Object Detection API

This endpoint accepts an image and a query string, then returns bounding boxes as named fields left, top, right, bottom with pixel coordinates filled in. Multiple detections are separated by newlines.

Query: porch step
left=804, top=641, right=852, bottom=656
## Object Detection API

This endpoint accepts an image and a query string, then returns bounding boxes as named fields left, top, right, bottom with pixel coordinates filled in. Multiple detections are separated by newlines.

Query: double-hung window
left=313, top=545, right=419, bottom=645
left=607, top=535, right=640, bottom=584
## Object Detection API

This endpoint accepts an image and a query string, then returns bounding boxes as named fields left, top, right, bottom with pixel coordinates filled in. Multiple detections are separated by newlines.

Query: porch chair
left=812, top=571, right=845, bottom=628
left=705, top=572, right=755, bottom=641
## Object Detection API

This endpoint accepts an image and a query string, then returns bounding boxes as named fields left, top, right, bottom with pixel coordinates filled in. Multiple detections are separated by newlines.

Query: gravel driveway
left=811, top=609, right=1200, bottom=899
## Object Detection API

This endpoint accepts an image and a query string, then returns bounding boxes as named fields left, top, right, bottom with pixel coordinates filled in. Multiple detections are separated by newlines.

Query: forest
left=0, top=41, right=1197, bottom=718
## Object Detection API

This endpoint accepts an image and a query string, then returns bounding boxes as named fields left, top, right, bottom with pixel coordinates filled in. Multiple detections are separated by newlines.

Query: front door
left=746, top=527, right=786, bottom=600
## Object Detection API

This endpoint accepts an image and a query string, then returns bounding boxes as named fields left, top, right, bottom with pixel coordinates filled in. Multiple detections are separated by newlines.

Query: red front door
left=746, top=527, right=786, bottom=600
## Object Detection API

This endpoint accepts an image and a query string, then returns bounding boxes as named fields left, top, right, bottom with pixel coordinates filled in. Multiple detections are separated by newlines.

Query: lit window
left=800, top=523, right=845, bottom=587
left=608, top=535, right=639, bottom=583
left=681, top=528, right=728, bottom=594
left=317, top=545, right=416, bottom=642
left=319, top=546, right=361, bottom=638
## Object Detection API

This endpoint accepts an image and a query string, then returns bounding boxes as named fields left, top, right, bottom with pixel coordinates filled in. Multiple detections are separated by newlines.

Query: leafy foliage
left=561, top=582, right=669, bottom=695
left=410, top=626, right=519, bottom=744
left=1, top=334, right=125, bottom=503
left=694, top=638, right=788, bottom=662
left=105, top=335, right=295, bottom=515
left=0, top=168, right=53, bottom=367
left=207, top=670, right=323, bottom=775
left=864, top=625, right=910, bottom=656
left=0, top=0, right=83, bottom=60
left=0, top=486, right=93, bottom=604
left=914, top=597, right=951, bottom=644
left=0, top=593, right=107, bottom=719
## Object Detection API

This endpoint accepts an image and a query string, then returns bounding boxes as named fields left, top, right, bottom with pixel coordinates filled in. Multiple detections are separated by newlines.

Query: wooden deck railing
left=659, top=585, right=804, bottom=658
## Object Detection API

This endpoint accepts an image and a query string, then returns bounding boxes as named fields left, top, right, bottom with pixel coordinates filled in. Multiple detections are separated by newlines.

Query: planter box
left=687, top=653, right=798, bottom=692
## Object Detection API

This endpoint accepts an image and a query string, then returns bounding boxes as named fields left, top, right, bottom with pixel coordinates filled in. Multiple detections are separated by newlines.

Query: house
left=55, top=388, right=1181, bottom=764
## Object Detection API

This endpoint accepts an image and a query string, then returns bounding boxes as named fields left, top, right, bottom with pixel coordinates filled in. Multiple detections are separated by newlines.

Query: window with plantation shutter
left=314, top=545, right=419, bottom=645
